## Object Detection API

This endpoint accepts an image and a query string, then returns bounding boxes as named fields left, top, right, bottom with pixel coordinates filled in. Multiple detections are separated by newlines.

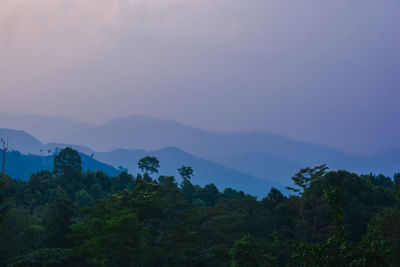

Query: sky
left=1, top=0, right=399, bottom=155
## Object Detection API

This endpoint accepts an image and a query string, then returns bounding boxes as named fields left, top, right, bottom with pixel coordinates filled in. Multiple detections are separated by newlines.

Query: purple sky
left=1, top=0, right=399, bottom=155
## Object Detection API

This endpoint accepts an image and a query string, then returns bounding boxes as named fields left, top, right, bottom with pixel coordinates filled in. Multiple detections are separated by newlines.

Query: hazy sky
left=1, top=0, right=399, bottom=155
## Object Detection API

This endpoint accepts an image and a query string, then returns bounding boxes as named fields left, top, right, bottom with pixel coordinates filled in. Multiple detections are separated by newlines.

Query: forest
left=0, top=147, right=399, bottom=266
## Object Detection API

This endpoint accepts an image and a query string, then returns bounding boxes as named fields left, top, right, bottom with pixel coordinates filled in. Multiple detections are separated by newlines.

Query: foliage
left=53, top=147, right=82, bottom=177
left=69, top=210, right=141, bottom=266
left=138, top=156, right=160, bottom=175
left=231, top=234, right=277, bottom=267
left=286, top=164, right=329, bottom=194
left=8, top=248, right=73, bottom=267
left=178, top=165, right=194, bottom=182
left=0, top=173, right=10, bottom=222
left=0, top=147, right=399, bottom=266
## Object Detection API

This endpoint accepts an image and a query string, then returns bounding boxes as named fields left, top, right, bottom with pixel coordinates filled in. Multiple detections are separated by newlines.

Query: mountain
left=4, top=150, right=119, bottom=180
left=61, top=114, right=399, bottom=183
left=0, top=111, right=92, bottom=143
left=367, top=149, right=400, bottom=176
left=0, top=128, right=283, bottom=196
left=0, top=128, right=95, bottom=156
left=60, top=114, right=348, bottom=163
left=95, top=148, right=299, bottom=187
left=210, top=152, right=302, bottom=183
left=0, top=128, right=43, bottom=154
left=94, top=147, right=285, bottom=197
left=2, top=113, right=399, bottom=185
left=0, top=129, right=117, bottom=179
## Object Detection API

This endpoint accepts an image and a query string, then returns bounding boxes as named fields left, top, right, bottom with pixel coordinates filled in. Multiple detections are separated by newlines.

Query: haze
left=1, top=0, right=399, bottom=155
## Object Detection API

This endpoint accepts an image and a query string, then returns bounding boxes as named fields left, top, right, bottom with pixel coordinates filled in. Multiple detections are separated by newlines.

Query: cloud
left=1, top=0, right=399, bottom=154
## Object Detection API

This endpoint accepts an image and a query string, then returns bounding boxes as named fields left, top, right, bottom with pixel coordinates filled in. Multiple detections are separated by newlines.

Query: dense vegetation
left=0, top=147, right=399, bottom=266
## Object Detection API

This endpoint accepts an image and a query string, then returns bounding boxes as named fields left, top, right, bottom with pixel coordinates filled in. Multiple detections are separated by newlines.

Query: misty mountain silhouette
left=0, top=128, right=284, bottom=197
left=0, top=111, right=91, bottom=143
left=0, top=128, right=43, bottom=154
left=94, top=147, right=286, bottom=197
left=1, top=113, right=399, bottom=186
left=4, top=150, right=119, bottom=180
left=59, top=114, right=399, bottom=182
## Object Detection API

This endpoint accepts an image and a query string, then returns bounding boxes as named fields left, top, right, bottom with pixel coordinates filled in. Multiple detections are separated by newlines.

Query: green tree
left=53, top=148, right=82, bottom=178
left=113, top=171, right=134, bottom=192
left=0, top=173, right=9, bottom=222
left=8, top=248, right=73, bottom=267
left=290, top=187, right=349, bottom=266
left=201, top=184, right=221, bottom=207
left=178, top=166, right=194, bottom=182
left=158, top=176, right=178, bottom=188
left=261, top=187, right=286, bottom=211
left=50, top=186, right=68, bottom=202
left=89, top=184, right=105, bottom=199
left=70, top=210, right=142, bottom=266
left=360, top=208, right=400, bottom=266
left=138, top=156, right=160, bottom=175
left=286, top=164, right=328, bottom=194
left=0, top=208, right=44, bottom=266
left=44, top=199, right=74, bottom=248
left=75, top=189, right=93, bottom=206
left=394, top=173, right=400, bottom=185
left=231, top=234, right=276, bottom=267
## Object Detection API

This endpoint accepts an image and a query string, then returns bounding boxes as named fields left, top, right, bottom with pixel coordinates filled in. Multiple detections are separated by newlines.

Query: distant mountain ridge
left=4, top=150, right=119, bottom=180
left=95, top=147, right=285, bottom=197
left=60, top=114, right=399, bottom=182
left=0, top=128, right=94, bottom=156
left=1, top=112, right=399, bottom=186
left=0, top=128, right=43, bottom=154
left=0, top=128, right=283, bottom=197
left=0, top=111, right=92, bottom=143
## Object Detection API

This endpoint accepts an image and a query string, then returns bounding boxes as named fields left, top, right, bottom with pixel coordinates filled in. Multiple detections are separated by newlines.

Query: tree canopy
left=138, top=156, right=160, bottom=175
left=53, top=147, right=82, bottom=177
left=0, top=148, right=399, bottom=266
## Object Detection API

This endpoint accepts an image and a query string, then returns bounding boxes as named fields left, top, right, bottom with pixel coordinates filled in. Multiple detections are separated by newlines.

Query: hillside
left=61, top=114, right=399, bottom=182
left=0, top=128, right=94, bottom=156
left=95, top=147, right=285, bottom=197
left=0, top=128, right=43, bottom=154
left=4, top=150, right=119, bottom=180
left=0, top=111, right=91, bottom=143
left=2, top=112, right=399, bottom=185
left=0, top=129, right=283, bottom=196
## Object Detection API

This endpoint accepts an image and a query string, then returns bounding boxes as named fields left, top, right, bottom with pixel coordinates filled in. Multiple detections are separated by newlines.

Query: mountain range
left=59, top=114, right=399, bottom=182
left=0, top=111, right=91, bottom=143
left=3, top=150, right=119, bottom=181
left=0, top=128, right=283, bottom=197
left=1, top=112, right=399, bottom=190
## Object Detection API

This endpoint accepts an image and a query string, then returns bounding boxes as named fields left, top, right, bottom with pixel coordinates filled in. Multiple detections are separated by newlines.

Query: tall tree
left=0, top=173, right=8, bottom=222
left=138, top=156, right=160, bottom=175
left=53, top=147, right=82, bottom=178
left=44, top=199, right=75, bottom=248
left=286, top=164, right=328, bottom=194
left=178, top=166, right=194, bottom=182
left=1, top=137, right=8, bottom=175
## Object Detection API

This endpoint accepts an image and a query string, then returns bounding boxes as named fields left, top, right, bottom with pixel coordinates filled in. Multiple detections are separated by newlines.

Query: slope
left=4, top=150, right=119, bottom=180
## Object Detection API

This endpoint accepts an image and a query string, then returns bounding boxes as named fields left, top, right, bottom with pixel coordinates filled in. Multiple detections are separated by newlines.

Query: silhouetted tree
left=178, top=166, right=194, bottom=182
left=44, top=199, right=75, bottom=248
left=158, top=176, right=178, bottom=188
left=53, top=148, right=82, bottom=178
left=0, top=173, right=9, bottom=222
left=138, top=156, right=160, bottom=175
left=394, top=173, right=400, bottom=185
left=1, top=137, right=8, bottom=175
left=286, top=164, right=328, bottom=194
